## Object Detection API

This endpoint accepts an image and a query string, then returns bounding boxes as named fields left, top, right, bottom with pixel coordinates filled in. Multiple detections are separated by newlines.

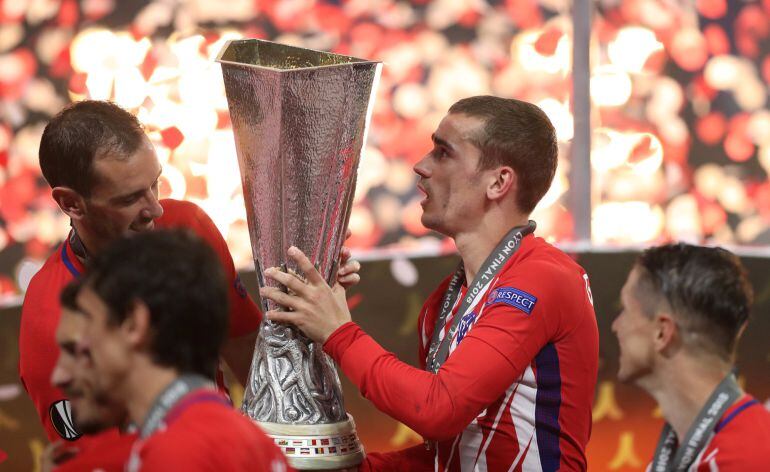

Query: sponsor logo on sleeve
left=486, top=287, right=538, bottom=315
left=49, top=399, right=82, bottom=441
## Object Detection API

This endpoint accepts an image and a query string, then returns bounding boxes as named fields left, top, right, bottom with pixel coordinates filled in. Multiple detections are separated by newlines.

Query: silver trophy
left=216, top=39, right=380, bottom=470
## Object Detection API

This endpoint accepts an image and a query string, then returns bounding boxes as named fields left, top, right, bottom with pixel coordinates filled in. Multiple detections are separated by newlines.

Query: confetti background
left=1, top=0, right=769, bottom=303
left=1, top=0, right=770, bottom=470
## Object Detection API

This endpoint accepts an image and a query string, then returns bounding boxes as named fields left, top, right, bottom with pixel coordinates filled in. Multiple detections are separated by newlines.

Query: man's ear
left=52, top=187, right=87, bottom=221
left=487, top=166, right=516, bottom=201
left=654, top=312, right=680, bottom=356
left=122, top=300, right=152, bottom=348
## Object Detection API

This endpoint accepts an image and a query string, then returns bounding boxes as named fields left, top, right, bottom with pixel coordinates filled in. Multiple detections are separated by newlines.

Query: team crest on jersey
left=234, top=275, right=247, bottom=298
left=456, top=311, right=477, bottom=344
left=486, top=287, right=537, bottom=314
left=49, top=399, right=82, bottom=441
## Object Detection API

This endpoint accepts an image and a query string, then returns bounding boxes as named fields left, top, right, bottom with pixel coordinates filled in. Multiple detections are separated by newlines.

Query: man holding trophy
left=257, top=95, right=600, bottom=471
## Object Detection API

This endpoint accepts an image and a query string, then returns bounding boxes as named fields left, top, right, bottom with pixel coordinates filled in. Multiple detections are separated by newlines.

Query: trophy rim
left=215, top=38, right=382, bottom=72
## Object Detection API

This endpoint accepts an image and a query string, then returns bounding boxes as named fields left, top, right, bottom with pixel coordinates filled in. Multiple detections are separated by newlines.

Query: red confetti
left=68, top=72, right=88, bottom=94
left=505, top=0, right=543, bottom=29
left=160, top=126, right=184, bottom=150
left=703, top=24, right=730, bottom=56
left=696, top=112, right=727, bottom=145
left=670, top=30, right=708, bottom=71
left=56, top=0, right=79, bottom=27
left=699, top=200, right=727, bottom=233
left=724, top=131, right=754, bottom=162
left=696, top=0, right=727, bottom=19
left=534, top=27, right=563, bottom=56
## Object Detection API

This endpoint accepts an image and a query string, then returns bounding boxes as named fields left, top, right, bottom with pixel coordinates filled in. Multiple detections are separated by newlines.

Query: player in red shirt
left=71, top=229, right=291, bottom=471
left=260, top=96, right=599, bottom=471
left=613, top=244, right=770, bottom=471
left=20, top=100, right=360, bottom=447
left=19, top=100, right=261, bottom=444
left=40, top=282, right=135, bottom=472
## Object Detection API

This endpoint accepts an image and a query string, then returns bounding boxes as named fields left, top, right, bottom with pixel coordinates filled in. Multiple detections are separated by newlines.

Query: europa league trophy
left=216, top=39, right=381, bottom=469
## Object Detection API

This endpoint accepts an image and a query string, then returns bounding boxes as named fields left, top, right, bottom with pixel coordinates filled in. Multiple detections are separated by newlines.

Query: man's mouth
left=129, top=221, right=155, bottom=232
left=417, top=183, right=430, bottom=204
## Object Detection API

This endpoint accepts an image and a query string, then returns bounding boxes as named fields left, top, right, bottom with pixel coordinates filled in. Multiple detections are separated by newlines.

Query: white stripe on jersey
left=510, top=365, right=542, bottom=472
left=474, top=382, right=520, bottom=470
left=688, top=434, right=717, bottom=472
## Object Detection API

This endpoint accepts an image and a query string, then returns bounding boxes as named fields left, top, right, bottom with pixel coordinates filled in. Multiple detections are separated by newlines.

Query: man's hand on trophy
left=337, top=245, right=361, bottom=288
left=260, top=246, right=352, bottom=343
left=337, top=228, right=361, bottom=289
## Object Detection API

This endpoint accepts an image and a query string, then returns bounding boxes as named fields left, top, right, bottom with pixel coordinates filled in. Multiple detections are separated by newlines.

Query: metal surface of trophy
left=216, top=39, right=380, bottom=470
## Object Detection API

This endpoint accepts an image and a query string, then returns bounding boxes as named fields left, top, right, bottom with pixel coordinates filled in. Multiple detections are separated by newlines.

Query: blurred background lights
left=590, top=66, right=632, bottom=107
left=608, top=27, right=663, bottom=74
left=0, top=0, right=769, bottom=297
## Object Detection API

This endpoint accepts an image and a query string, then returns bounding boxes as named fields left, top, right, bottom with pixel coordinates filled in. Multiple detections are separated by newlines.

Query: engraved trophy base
left=258, top=414, right=365, bottom=470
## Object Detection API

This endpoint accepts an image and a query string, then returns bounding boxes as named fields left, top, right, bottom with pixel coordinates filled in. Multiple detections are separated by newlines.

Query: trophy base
left=257, top=414, right=364, bottom=470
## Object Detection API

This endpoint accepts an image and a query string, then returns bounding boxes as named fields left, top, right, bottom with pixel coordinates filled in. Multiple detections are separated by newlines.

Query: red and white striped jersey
left=646, top=395, right=770, bottom=472
left=325, top=234, right=599, bottom=471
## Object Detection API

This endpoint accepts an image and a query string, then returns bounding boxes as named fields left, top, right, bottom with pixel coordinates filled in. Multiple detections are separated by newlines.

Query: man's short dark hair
left=448, top=96, right=558, bottom=214
left=60, top=280, right=81, bottom=311
left=634, top=243, right=753, bottom=361
left=39, top=100, right=146, bottom=197
left=82, top=230, right=229, bottom=378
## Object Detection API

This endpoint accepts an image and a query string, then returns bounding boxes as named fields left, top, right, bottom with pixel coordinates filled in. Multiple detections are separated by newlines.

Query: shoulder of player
left=714, top=396, right=770, bottom=438
left=501, top=238, right=585, bottom=290
left=22, top=247, right=70, bottom=312
left=167, top=400, right=263, bottom=437
left=156, top=198, right=211, bottom=226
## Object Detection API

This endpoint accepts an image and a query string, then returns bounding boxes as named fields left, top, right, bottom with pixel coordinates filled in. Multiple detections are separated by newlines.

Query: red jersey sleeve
left=19, top=251, right=72, bottom=443
left=360, top=444, right=434, bottom=471
left=323, top=261, right=567, bottom=441
left=162, top=200, right=262, bottom=338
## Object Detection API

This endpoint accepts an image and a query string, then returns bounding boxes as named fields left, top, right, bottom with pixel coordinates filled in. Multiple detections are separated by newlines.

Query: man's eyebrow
left=75, top=304, right=94, bottom=320
left=110, top=168, right=163, bottom=202
left=431, top=134, right=455, bottom=151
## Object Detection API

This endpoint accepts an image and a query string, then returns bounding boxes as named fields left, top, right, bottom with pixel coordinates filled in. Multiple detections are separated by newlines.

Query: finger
left=338, top=259, right=360, bottom=276
left=259, top=287, right=303, bottom=311
left=287, top=246, right=325, bottom=285
left=264, top=267, right=309, bottom=296
left=339, top=246, right=352, bottom=264
left=338, top=274, right=360, bottom=288
left=345, top=228, right=352, bottom=240
left=266, top=310, right=303, bottom=326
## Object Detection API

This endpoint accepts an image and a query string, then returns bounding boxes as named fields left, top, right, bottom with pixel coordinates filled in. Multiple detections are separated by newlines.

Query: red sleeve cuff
left=322, top=321, right=361, bottom=362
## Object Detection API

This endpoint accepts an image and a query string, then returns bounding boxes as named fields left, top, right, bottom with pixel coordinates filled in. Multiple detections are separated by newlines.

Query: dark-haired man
left=41, top=283, right=135, bottom=471
left=261, top=96, right=599, bottom=470
left=613, top=243, right=770, bottom=470
left=70, top=230, right=289, bottom=471
left=20, top=100, right=359, bottom=445
left=19, top=100, right=262, bottom=443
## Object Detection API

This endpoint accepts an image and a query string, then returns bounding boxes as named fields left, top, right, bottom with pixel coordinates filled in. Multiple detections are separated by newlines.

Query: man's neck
left=124, top=360, right=181, bottom=428
left=70, top=220, right=101, bottom=261
left=641, top=356, right=732, bottom=441
left=454, top=213, right=529, bottom=283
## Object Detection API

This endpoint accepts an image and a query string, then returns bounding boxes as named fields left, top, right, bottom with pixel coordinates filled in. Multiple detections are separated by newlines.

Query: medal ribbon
left=139, top=374, right=215, bottom=439
left=425, top=221, right=536, bottom=374
left=650, top=372, right=742, bottom=472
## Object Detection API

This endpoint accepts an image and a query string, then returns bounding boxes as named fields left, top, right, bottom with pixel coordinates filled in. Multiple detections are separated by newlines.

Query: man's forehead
left=435, top=113, right=486, bottom=142
left=57, top=308, right=87, bottom=341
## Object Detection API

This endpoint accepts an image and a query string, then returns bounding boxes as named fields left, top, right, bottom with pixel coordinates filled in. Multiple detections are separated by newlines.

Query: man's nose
left=51, top=362, right=71, bottom=389
left=413, top=154, right=431, bottom=179
left=142, top=192, right=164, bottom=220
